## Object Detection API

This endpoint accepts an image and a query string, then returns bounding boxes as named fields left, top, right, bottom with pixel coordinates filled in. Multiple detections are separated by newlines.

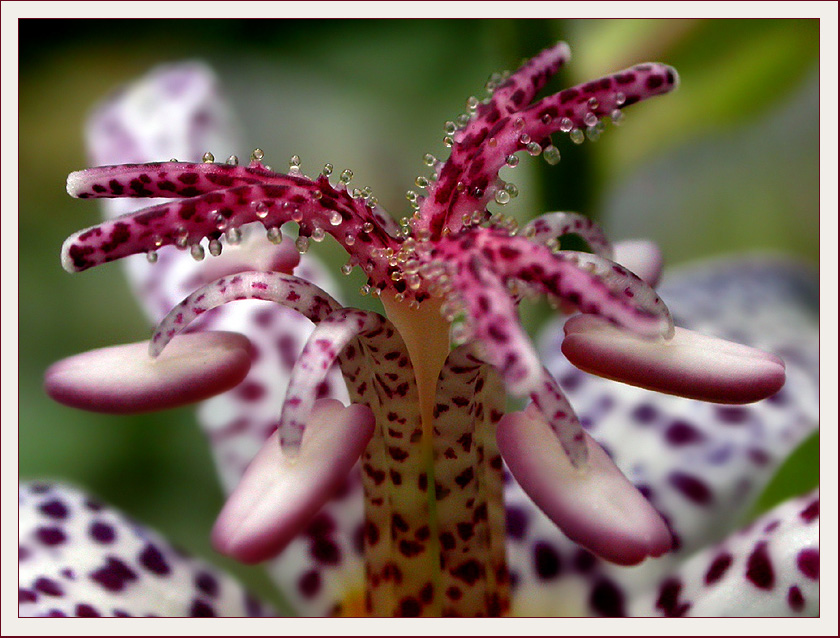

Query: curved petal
left=19, top=483, right=269, bottom=617
left=629, top=490, right=819, bottom=616
left=511, top=257, right=819, bottom=615
left=82, top=61, right=361, bottom=617
left=521, top=212, right=614, bottom=259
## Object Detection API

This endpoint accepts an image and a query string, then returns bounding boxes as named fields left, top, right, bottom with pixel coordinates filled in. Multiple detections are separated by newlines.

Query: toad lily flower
left=31, top=43, right=815, bottom=617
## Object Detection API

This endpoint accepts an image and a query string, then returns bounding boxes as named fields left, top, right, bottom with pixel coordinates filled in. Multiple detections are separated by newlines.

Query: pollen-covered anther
left=497, top=403, right=672, bottom=566
left=562, top=314, right=786, bottom=403
left=44, top=332, right=253, bottom=414
left=212, top=398, right=374, bottom=564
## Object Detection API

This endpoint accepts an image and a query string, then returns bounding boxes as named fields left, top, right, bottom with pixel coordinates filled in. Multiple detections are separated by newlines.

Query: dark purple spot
left=590, top=578, right=626, bottom=617
left=420, top=581, right=434, bottom=604
left=454, top=467, right=474, bottom=488
left=631, top=403, right=658, bottom=424
left=298, top=570, right=321, bottom=598
left=398, top=597, right=421, bottom=617
left=139, top=543, right=170, bottom=576
left=669, top=472, right=713, bottom=505
left=788, top=585, right=805, bottom=612
left=559, top=371, right=583, bottom=391
left=90, top=557, right=138, bottom=592
left=90, top=521, right=116, bottom=543
left=399, top=539, right=424, bottom=557
left=195, top=571, right=219, bottom=597
left=439, top=532, right=456, bottom=551
left=664, top=420, right=704, bottom=445
left=533, top=541, right=562, bottom=580
left=704, top=552, right=733, bottom=585
left=456, top=522, right=474, bottom=542
left=646, top=75, right=664, bottom=90
left=746, top=541, right=775, bottom=590
left=715, top=406, right=750, bottom=424
left=451, top=559, right=482, bottom=585
left=655, top=577, right=690, bottom=616
left=236, top=381, right=265, bottom=402
left=190, top=599, right=216, bottom=617
left=39, top=499, right=69, bottom=519
left=800, top=498, right=819, bottom=523
left=36, top=526, right=66, bottom=546
left=19, top=588, right=37, bottom=604
left=797, top=548, right=819, bottom=580
left=84, top=499, right=103, bottom=511
left=30, top=483, right=52, bottom=494
left=34, top=577, right=63, bottom=597
left=505, top=506, right=529, bottom=541
left=75, top=603, right=100, bottom=617
left=310, top=537, right=341, bottom=565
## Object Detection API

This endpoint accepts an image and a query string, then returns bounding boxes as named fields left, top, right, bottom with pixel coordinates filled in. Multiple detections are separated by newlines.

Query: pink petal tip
left=498, top=404, right=672, bottom=566
left=212, top=398, right=374, bottom=564
left=44, top=331, right=253, bottom=413
left=562, top=314, right=785, bottom=404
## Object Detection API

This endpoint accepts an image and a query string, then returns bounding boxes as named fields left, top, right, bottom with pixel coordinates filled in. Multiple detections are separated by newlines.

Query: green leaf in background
left=748, top=431, right=819, bottom=521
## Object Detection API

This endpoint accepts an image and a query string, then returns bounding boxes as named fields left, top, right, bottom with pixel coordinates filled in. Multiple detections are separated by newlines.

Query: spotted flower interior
left=45, top=42, right=789, bottom=617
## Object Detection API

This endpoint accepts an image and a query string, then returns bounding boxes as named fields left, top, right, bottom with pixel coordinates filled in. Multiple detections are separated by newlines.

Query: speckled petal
left=19, top=483, right=269, bottom=617
left=498, top=404, right=672, bottom=566
left=212, top=399, right=374, bottom=564
left=562, top=314, right=786, bottom=404
left=630, top=490, right=819, bottom=616
left=44, top=332, right=252, bottom=414
left=82, top=62, right=360, bottom=617
left=522, top=257, right=819, bottom=614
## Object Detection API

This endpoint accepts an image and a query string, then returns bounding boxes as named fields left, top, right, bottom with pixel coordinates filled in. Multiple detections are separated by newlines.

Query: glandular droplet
left=190, top=244, right=205, bottom=261
left=543, top=145, right=561, bottom=165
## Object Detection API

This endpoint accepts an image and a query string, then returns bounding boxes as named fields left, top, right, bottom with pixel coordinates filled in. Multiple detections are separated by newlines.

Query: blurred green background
left=19, top=19, right=819, bottom=609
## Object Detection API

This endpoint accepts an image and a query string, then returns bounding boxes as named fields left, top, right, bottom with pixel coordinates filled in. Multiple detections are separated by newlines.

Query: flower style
left=27, top=43, right=817, bottom=618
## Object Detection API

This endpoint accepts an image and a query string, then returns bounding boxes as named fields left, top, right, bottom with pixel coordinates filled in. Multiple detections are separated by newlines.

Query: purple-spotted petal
left=498, top=404, right=672, bottom=566
left=212, top=399, right=374, bottom=564
left=81, top=62, right=363, bottom=617
left=19, top=483, right=269, bottom=617
left=44, top=332, right=252, bottom=414
left=630, top=490, right=819, bottom=616
left=562, top=314, right=786, bottom=404
left=536, top=256, right=818, bottom=571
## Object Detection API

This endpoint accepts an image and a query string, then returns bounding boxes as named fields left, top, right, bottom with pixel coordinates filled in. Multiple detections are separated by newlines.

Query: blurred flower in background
left=18, top=18, right=820, bottom=614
